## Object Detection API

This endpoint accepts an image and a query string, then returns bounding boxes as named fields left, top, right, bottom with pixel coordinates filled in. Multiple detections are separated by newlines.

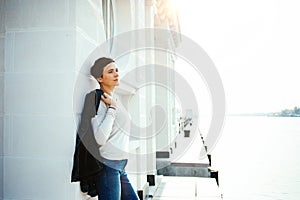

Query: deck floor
left=150, top=176, right=222, bottom=200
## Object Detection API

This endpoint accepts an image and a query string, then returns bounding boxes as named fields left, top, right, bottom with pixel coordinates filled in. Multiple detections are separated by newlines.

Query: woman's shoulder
left=82, top=90, right=97, bottom=104
left=87, top=89, right=97, bottom=94
left=85, top=89, right=97, bottom=97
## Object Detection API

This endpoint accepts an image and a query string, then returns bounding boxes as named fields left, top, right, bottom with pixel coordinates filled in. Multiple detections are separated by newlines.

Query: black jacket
left=71, top=89, right=104, bottom=197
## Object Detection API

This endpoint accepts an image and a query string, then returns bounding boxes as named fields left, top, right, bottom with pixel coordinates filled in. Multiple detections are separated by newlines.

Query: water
left=211, top=116, right=300, bottom=200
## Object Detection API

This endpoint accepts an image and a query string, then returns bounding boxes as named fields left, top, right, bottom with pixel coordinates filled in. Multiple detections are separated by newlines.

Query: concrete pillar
left=145, top=0, right=156, bottom=175
left=2, top=0, right=106, bottom=199
left=0, top=1, right=4, bottom=198
left=154, top=50, right=174, bottom=153
left=154, top=20, right=179, bottom=158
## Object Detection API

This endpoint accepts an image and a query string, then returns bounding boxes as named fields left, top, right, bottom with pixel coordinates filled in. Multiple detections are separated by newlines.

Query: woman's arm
left=91, top=107, right=116, bottom=146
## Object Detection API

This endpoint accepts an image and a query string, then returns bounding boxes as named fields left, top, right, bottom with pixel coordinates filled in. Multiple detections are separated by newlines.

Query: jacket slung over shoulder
left=71, top=90, right=104, bottom=197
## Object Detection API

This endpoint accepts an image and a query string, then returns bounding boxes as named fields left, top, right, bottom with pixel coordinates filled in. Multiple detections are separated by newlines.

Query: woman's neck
left=100, top=85, right=114, bottom=95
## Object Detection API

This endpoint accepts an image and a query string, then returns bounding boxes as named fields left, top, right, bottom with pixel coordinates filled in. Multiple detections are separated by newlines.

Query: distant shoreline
left=227, top=106, right=300, bottom=117
left=226, top=113, right=300, bottom=117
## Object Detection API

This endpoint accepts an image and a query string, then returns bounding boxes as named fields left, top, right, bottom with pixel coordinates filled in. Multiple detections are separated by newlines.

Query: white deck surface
left=150, top=176, right=222, bottom=200
left=171, top=131, right=210, bottom=166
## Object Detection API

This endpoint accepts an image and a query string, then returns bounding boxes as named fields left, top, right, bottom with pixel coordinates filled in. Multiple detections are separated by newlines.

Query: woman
left=90, top=57, right=139, bottom=200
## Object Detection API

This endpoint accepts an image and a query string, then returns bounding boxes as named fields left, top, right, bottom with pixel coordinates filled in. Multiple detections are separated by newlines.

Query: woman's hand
left=101, top=92, right=117, bottom=108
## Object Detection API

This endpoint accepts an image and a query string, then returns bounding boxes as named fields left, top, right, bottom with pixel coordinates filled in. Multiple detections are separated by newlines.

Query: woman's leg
left=120, top=171, right=140, bottom=200
left=95, top=166, right=121, bottom=200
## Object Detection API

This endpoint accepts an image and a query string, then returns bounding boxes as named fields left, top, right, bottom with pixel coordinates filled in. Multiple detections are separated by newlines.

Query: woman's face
left=98, top=62, right=119, bottom=87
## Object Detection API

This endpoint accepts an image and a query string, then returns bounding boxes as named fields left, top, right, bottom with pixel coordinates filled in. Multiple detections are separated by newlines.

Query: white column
left=0, top=0, right=4, bottom=197
left=154, top=50, right=172, bottom=153
left=145, top=0, right=157, bottom=174
left=3, top=1, right=105, bottom=199
left=154, top=21, right=178, bottom=158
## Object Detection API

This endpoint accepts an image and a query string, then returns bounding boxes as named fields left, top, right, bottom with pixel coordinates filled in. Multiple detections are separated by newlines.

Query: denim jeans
left=95, top=165, right=140, bottom=200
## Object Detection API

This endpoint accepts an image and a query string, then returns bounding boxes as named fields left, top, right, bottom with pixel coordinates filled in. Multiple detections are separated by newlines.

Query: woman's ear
left=96, top=77, right=102, bottom=83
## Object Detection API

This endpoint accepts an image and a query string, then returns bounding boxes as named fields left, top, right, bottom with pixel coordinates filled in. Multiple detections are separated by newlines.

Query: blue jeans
left=95, top=165, right=140, bottom=200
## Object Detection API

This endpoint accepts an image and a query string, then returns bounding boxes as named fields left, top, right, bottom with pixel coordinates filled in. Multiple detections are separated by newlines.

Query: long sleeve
left=91, top=94, right=130, bottom=161
left=91, top=107, right=117, bottom=146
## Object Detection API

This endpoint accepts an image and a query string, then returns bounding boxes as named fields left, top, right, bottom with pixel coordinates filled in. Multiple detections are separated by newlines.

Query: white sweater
left=91, top=97, right=130, bottom=160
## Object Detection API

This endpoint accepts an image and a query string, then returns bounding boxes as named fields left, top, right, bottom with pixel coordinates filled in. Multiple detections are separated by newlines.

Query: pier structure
left=153, top=111, right=222, bottom=199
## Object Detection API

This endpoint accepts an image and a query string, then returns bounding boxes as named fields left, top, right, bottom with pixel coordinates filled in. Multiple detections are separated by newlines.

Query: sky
left=174, top=0, right=300, bottom=115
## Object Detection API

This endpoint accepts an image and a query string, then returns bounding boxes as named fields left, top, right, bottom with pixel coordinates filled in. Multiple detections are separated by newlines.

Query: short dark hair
left=90, top=57, right=115, bottom=79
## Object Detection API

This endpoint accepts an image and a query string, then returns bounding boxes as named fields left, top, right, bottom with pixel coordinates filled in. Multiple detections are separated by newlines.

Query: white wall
left=2, top=0, right=105, bottom=199
left=0, top=0, right=5, bottom=198
left=154, top=50, right=176, bottom=152
left=153, top=17, right=180, bottom=156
